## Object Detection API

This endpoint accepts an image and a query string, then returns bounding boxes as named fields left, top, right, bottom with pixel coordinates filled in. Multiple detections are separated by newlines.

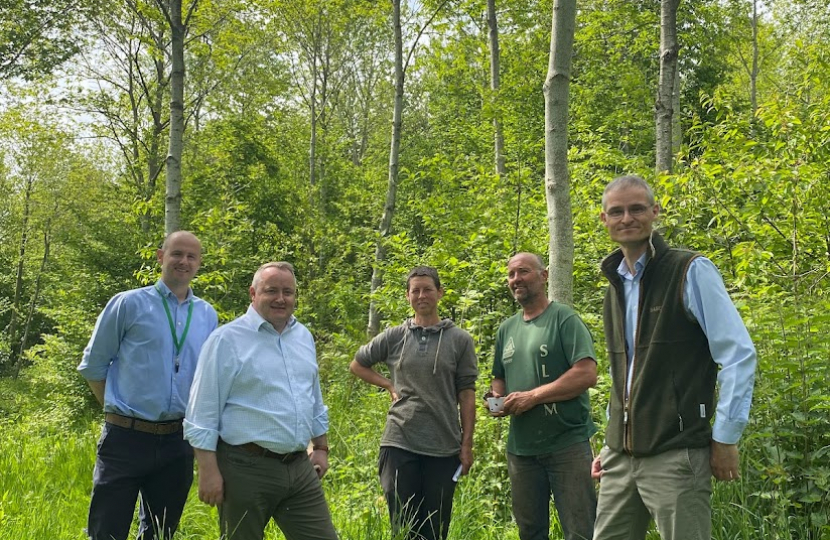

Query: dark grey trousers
left=216, top=441, right=338, bottom=540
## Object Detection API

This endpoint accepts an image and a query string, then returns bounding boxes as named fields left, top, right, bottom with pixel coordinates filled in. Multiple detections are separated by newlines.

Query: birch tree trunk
left=750, top=0, right=758, bottom=117
left=655, top=0, right=680, bottom=175
left=543, top=0, right=576, bottom=306
left=672, top=66, right=681, bottom=156
left=487, top=0, right=506, bottom=177
left=367, top=0, right=404, bottom=337
left=163, top=0, right=186, bottom=234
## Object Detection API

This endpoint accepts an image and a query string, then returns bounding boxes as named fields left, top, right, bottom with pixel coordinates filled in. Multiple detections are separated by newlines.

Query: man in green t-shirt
left=488, top=252, right=598, bottom=540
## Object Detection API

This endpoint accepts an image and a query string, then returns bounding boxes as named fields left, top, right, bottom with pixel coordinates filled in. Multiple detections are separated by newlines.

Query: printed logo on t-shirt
left=502, top=337, right=515, bottom=364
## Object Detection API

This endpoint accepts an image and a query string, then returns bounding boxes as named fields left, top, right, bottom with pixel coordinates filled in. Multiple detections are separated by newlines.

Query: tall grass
left=2, top=338, right=828, bottom=540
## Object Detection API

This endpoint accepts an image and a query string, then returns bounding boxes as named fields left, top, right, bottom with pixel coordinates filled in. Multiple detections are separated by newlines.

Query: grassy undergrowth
left=1, top=346, right=828, bottom=540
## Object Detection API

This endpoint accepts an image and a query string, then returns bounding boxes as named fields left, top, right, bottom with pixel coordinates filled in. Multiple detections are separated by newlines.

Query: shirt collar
left=155, top=279, right=193, bottom=302
left=244, top=304, right=297, bottom=333
left=616, top=252, right=648, bottom=281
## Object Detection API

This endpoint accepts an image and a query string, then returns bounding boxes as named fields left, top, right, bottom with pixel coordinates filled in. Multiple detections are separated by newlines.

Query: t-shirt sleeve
left=455, top=331, right=478, bottom=391
left=354, top=328, right=393, bottom=368
left=559, top=312, right=597, bottom=367
left=491, top=324, right=505, bottom=379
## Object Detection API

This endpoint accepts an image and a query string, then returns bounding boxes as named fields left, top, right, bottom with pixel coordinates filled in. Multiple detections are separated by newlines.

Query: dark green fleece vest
left=601, top=233, right=717, bottom=457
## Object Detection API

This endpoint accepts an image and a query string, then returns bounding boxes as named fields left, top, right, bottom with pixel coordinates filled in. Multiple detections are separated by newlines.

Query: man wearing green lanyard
left=78, top=231, right=218, bottom=540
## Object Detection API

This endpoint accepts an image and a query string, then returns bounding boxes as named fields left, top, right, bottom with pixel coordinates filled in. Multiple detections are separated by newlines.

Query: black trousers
left=87, top=423, right=194, bottom=540
left=378, top=446, right=460, bottom=540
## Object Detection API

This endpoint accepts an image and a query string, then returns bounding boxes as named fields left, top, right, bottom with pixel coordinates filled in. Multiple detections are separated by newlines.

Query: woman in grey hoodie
left=350, top=266, right=478, bottom=540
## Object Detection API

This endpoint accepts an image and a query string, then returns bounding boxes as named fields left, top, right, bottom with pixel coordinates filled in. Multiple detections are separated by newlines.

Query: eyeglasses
left=605, top=205, right=653, bottom=220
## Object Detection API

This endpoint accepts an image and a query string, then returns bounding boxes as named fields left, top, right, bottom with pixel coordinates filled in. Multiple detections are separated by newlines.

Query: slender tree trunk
left=7, top=176, right=33, bottom=367
left=655, top=0, right=680, bottom=175
left=672, top=66, right=681, bottom=155
left=165, top=0, right=186, bottom=234
left=487, top=0, right=505, bottom=177
left=310, top=57, right=318, bottom=188
left=367, top=0, right=403, bottom=337
left=543, top=0, right=576, bottom=306
left=750, top=0, right=758, bottom=117
left=146, top=53, right=165, bottom=233
left=14, top=223, right=51, bottom=378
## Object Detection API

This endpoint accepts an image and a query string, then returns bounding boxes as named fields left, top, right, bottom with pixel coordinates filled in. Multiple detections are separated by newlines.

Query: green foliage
left=2, top=1, right=830, bottom=538
left=0, top=0, right=102, bottom=80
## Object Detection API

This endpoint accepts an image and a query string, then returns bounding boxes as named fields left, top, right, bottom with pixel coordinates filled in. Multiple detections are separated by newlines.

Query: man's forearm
left=194, top=447, right=220, bottom=472
left=193, top=448, right=224, bottom=506
left=490, top=378, right=507, bottom=396
left=87, top=379, right=106, bottom=406
left=530, top=358, right=597, bottom=404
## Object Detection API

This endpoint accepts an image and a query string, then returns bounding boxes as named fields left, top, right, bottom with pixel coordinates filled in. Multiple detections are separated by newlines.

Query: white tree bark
left=543, top=0, right=577, bottom=306
left=487, top=0, right=506, bottom=177
left=163, top=0, right=187, bottom=234
left=655, top=0, right=680, bottom=175
left=750, top=0, right=758, bottom=116
left=367, top=0, right=404, bottom=337
left=672, top=65, right=681, bottom=156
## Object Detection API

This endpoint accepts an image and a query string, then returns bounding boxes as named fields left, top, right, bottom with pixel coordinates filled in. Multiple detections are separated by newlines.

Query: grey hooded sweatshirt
left=354, top=318, right=478, bottom=457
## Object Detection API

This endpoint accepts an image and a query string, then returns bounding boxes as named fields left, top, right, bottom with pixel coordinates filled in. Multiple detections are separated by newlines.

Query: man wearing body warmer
left=592, top=175, right=757, bottom=540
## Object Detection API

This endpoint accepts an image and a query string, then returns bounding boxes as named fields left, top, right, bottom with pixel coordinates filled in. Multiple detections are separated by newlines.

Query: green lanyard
left=155, top=284, right=194, bottom=373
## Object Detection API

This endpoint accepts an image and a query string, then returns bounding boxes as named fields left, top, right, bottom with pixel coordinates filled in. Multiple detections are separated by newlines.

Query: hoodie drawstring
left=398, top=328, right=409, bottom=371
left=432, top=328, right=444, bottom=375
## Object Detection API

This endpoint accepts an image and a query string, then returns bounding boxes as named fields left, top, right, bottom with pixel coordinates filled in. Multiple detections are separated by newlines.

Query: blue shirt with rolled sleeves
left=77, top=280, right=218, bottom=421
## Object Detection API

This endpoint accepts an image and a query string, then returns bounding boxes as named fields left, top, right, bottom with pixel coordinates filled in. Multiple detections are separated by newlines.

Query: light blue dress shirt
left=617, top=254, right=756, bottom=444
left=184, top=305, right=329, bottom=454
left=77, top=280, right=219, bottom=421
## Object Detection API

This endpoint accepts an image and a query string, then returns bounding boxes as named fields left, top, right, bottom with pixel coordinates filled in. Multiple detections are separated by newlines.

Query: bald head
left=161, top=230, right=202, bottom=252
left=507, top=252, right=548, bottom=310
left=508, top=252, right=546, bottom=271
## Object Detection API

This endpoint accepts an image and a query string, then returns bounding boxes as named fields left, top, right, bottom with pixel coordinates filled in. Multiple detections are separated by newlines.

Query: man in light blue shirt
left=592, top=175, right=757, bottom=540
left=77, top=231, right=218, bottom=540
left=185, top=261, right=338, bottom=540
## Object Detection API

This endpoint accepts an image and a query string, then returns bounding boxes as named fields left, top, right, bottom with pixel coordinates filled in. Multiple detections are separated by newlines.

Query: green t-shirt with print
left=492, top=302, right=597, bottom=455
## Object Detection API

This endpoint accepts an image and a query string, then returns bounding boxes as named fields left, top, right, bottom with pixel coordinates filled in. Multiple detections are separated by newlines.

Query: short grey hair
left=251, top=261, right=297, bottom=289
left=602, top=175, right=656, bottom=209
left=509, top=252, right=546, bottom=271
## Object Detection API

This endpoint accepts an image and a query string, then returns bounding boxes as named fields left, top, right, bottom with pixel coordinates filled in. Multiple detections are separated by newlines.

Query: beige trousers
left=593, top=446, right=712, bottom=540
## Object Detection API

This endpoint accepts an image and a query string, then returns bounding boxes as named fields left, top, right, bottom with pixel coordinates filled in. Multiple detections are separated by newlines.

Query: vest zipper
left=625, top=260, right=648, bottom=455
left=672, top=373, right=684, bottom=432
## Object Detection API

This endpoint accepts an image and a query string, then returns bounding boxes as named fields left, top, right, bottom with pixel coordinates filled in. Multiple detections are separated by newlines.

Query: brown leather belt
left=231, top=441, right=307, bottom=463
left=105, top=413, right=183, bottom=435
